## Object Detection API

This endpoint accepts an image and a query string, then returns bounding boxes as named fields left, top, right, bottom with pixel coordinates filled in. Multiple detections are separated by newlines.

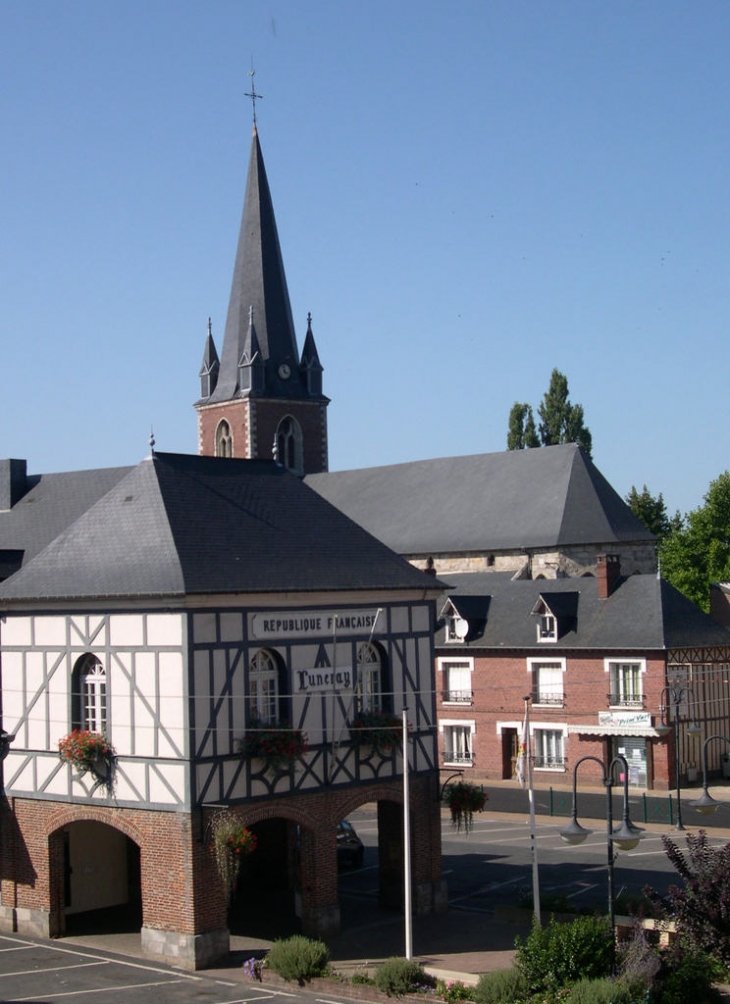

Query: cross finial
left=245, top=67, right=263, bottom=128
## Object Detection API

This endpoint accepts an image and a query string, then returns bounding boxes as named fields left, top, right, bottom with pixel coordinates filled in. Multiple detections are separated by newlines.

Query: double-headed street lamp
left=560, top=754, right=644, bottom=945
left=658, top=686, right=701, bottom=831
left=691, top=733, right=730, bottom=815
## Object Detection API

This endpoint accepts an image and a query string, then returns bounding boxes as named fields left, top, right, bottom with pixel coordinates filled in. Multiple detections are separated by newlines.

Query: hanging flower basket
left=209, top=809, right=257, bottom=902
left=349, top=710, right=403, bottom=756
left=237, top=720, right=308, bottom=773
left=58, top=730, right=116, bottom=792
left=444, top=780, right=487, bottom=834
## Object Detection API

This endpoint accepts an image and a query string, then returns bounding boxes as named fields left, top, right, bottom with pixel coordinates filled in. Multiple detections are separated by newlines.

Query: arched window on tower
left=275, top=416, right=303, bottom=475
left=356, top=642, right=389, bottom=714
left=71, top=654, right=107, bottom=734
left=215, top=420, right=233, bottom=458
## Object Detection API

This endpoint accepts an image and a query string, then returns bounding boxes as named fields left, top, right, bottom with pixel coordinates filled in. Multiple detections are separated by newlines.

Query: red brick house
left=433, top=556, right=730, bottom=791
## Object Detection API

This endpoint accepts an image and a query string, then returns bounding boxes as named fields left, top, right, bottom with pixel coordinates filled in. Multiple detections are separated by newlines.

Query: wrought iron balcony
left=443, top=750, right=473, bottom=766
left=607, top=693, right=645, bottom=708
left=441, top=690, right=473, bottom=704
left=533, top=693, right=564, bottom=707
left=533, top=755, right=566, bottom=769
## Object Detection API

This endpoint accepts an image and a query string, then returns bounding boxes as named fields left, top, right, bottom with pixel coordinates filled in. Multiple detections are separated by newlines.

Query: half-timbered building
left=0, top=452, right=445, bottom=968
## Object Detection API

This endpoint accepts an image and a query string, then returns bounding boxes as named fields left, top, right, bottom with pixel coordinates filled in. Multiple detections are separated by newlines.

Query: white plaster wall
left=32, top=617, right=66, bottom=646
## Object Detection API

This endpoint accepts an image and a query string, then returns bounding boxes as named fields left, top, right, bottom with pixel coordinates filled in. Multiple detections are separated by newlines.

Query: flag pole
left=523, top=695, right=541, bottom=926
left=402, top=707, right=413, bottom=959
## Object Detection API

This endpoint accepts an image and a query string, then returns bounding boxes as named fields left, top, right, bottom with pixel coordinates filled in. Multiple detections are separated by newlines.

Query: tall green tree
left=659, top=470, right=730, bottom=611
left=506, top=369, right=593, bottom=457
left=625, top=484, right=674, bottom=540
left=507, top=403, right=540, bottom=450
left=537, top=369, right=593, bottom=457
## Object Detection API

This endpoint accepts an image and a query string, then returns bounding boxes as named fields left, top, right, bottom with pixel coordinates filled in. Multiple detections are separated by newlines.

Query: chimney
left=0, top=459, right=27, bottom=511
left=597, top=553, right=621, bottom=599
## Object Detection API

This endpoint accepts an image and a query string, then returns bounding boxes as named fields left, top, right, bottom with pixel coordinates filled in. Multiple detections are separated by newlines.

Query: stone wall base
left=0, top=905, right=51, bottom=938
left=141, top=926, right=229, bottom=971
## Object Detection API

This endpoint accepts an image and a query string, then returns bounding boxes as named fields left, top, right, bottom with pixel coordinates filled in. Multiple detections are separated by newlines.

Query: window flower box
left=349, top=711, right=403, bottom=757
left=58, top=730, right=116, bottom=793
left=237, top=720, right=308, bottom=773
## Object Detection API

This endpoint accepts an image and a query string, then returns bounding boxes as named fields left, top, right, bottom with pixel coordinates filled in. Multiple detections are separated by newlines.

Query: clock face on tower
left=278, top=363, right=291, bottom=380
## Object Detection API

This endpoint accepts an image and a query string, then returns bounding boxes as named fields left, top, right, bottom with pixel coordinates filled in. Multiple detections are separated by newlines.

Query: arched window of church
left=276, top=416, right=303, bottom=475
left=215, top=420, right=232, bottom=458
left=356, top=642, right=387, bottom=714
left=71, top=654, right=107, bottom=734
left=249, top=649, right=280, bottom=724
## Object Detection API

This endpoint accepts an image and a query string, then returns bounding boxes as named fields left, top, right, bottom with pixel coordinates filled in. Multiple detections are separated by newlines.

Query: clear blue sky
left=3, top=1, right=728, bottom=518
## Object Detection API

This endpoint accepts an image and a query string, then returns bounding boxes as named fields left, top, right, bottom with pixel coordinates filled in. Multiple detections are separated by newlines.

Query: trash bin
left=722, top=755, right=730, bottom=779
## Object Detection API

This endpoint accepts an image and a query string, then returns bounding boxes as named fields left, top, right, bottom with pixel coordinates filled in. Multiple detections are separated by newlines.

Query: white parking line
left=2, top=960, right=107, bottom=979
left=11, top=978, right=190, bottom=1000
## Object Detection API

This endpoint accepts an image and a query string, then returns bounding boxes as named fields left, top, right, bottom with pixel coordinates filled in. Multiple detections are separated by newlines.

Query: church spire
left=208, top=127, right=300, bottom=403
left=196, top=115, right=329, bottom=474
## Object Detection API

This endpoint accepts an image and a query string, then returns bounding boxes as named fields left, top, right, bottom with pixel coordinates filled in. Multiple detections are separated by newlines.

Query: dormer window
left=445, top=612, right=469, bottom=643
left=538, top=614, right=557, bottom=642
left=440, top=595, right=490, bottom=645
left=531, top=592, right=578, bottom=644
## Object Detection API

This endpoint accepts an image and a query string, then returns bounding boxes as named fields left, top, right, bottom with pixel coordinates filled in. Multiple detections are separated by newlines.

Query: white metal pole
left=524, top=697, right=541, bottom=926
left=402, top=707, right=413, bottom=960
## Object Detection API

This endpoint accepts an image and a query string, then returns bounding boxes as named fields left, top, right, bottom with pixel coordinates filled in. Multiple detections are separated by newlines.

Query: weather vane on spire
left=245, top=66, right=263, bottom=128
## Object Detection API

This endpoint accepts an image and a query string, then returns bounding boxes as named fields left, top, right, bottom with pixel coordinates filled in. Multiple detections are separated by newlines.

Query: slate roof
left=0, top=453, right=442, bottom=603
left=306, top=444, right=654, bottom=556
left=0, top=465, right=132, bottom=572
left=434, top=572, right=730, bottom=652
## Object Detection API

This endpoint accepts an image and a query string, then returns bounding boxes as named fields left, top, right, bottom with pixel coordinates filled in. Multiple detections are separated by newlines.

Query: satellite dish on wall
left=455, top=618, right=469, bottom=639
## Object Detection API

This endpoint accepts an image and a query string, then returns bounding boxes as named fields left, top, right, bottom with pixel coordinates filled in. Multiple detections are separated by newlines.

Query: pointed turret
left=238, top=306, right=265, bottom=394
left=198, top=318, right=220, bottom=400
left=196, top=125, right=329, bottom=474
left=300, top=312, right=323, bottom=397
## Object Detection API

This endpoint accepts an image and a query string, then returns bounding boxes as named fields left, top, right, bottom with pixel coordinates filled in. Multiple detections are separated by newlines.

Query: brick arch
left=224, top=801, right=320, bottom=833
left=46, top=805, right=143, bottom=848
left=334, top=784, right=403, bottom=824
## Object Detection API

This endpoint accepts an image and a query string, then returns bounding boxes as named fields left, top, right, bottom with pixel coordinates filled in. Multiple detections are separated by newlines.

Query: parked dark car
left=337, top=819, right=364, bottom=869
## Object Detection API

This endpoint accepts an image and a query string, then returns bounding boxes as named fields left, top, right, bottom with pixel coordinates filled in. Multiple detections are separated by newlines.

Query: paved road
left=344, top=804, right=730, bottom=917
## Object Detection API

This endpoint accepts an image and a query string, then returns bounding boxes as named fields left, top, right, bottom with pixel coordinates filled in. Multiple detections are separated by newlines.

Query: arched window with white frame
left=248, top=649, right=281, bottom=724
left=71, top=654, right=108, bottom=734
left=356, top=642, right=388, bottom=714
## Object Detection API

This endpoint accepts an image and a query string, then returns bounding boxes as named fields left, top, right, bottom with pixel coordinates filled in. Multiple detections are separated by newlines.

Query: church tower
left=195, top=125, right=328, bottom=474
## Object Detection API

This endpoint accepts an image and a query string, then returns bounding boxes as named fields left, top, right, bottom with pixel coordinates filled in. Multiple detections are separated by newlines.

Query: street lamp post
left=659, top=686, right=702, bottom=831
left=690, top=734, right=730, bottom=815
left=560, top=754, right=643, bottom=948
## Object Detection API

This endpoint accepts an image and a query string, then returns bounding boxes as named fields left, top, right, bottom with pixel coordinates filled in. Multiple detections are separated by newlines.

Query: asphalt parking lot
left=0, top=935, right=300, bottom=1004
